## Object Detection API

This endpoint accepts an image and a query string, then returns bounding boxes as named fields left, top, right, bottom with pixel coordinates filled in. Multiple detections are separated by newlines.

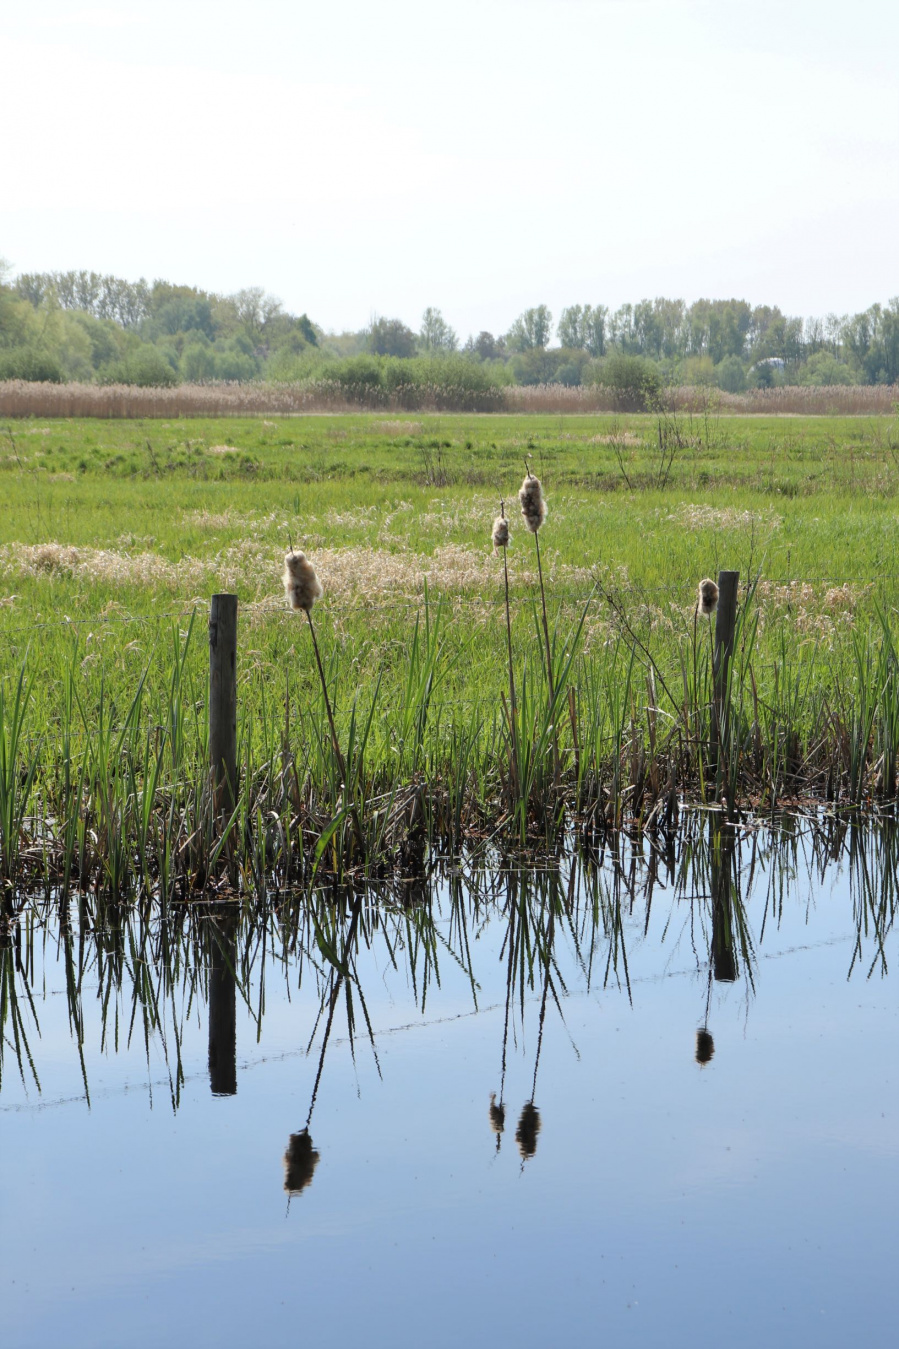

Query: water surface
left=1, top=818, right=897, bottom=1348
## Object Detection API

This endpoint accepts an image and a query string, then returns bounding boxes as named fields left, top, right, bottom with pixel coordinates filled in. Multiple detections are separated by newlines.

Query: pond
left=1, top=816, right=897, bottom=1349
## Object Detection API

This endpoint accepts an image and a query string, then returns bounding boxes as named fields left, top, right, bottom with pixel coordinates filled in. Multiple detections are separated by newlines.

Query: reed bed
left=2, top=575, right=899, bottom=896
left=2, top=378, right=897, bottom=420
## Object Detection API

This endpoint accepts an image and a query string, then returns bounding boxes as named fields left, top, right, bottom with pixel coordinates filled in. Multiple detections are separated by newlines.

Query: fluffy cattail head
left=518, top=473, right=547, bottom=533
left=492, top=515, right=510, bottom=550
left=695, top=1028, right=715, bottom=1066
left=489, top=1092, right=505, bottom=1135
left=698, top=578, right=719, bottom=616
left=282, top=549, right=323, bottom=613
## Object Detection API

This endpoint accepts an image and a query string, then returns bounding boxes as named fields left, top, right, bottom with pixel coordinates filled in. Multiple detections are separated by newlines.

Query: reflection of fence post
left=711, top=570, right=739, bottom=777
left=710, top=822, right=738, bottom=983
left=209, top=594, right=238, bottom=821
left=208, top=917, right=237, bottom=1096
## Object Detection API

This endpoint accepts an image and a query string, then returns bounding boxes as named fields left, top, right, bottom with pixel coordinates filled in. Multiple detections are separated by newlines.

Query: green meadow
left=1, top=409, right=899, bottom=884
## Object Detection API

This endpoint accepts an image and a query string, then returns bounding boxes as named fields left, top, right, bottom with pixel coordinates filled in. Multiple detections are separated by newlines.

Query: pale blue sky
left=2, top=0, right=897, bottom=336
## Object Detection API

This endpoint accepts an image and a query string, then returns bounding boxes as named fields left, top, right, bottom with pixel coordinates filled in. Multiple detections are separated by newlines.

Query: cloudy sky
left=2, top=0, right=897, bottom=336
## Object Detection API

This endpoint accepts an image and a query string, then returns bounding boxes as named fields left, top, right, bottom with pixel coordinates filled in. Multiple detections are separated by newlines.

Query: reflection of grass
left=4, top=413, right=899, bottom=873
left=3, top=816, right=895, bottom=1107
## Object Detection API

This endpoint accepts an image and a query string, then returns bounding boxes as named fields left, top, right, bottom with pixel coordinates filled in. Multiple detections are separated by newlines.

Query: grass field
left=2, top=409, right=899, bottom=889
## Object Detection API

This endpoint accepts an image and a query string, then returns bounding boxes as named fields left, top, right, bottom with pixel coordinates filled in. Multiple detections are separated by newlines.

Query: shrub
left=716, top=355, right=747, bottom=393
left=99, top=346, right=179, bottom=387
left=0, top=347, right=64, bottom=382
left=590, top=353, right=662, bottom=411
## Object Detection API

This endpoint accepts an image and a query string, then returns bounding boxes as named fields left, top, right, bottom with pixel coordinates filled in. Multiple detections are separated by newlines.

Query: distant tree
left=584, top=305, right=608, bottom=357
left=419, top=307, right=457, bottom=353
left=557, top=305, right=587, bottom=349
left=368, top=316, right=417, bottom=358
left=468, top=330, right=503, bottom=361
left=505, top=305, right=553, bottom=352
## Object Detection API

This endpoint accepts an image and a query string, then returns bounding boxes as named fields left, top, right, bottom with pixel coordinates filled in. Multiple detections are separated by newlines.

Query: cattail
left=518, top=473, right=547, bottom=533
left=695, top=1027, right=715, bottom=1066
left=489, top=1092, right=505, bottom=1136
left=515, top=1100, right=541, bottom=1159
left=698, top=578, right=719, bottom=615
left=283, top=1129, right=320, bottom=1194
left=282, top=549, right=323, bottom=613
left=492, top=515, right=510, bottom=550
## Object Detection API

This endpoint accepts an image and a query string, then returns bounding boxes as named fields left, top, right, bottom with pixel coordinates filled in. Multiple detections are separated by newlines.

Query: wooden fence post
left=209, top=594, right=238, bottom=821
left=711, top=570, right=739, bottom=777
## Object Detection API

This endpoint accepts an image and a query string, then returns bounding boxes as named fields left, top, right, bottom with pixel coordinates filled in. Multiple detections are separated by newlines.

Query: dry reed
left=5, top=378, right=894, bottom=420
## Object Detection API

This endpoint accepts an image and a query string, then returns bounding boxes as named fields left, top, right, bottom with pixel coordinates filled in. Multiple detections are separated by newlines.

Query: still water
left=1, top=817, right=897, bottom=1349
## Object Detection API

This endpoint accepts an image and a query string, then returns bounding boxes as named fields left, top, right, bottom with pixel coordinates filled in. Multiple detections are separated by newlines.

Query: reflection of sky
left=1, top=839, right=896, bottom=1349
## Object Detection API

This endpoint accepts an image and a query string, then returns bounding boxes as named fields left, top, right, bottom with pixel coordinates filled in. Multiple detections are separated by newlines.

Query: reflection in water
left=1, top=814, right=897, bottom=1188
left=207, top=915, right=237, bottom=1096
left=283, top=1130, right=320, bottom=1197
left=488, top=1093, right=505, bottom=1152
left=695, top=1028, right=715, bottom=1066
left=515, top=1102, right=541, bottom=1161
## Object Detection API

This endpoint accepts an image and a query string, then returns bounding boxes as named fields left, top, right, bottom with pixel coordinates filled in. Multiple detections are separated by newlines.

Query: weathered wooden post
left=208, top=915, right=237, bottom=1096
left=208, top=594, right=238, bottom=821
left=711, top=570, right=739, bottom=784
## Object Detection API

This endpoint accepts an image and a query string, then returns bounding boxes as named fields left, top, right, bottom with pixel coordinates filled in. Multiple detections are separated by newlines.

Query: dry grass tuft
left=667, top=504, right=783, bottom=533
left=372, top=420, right=423, bottom=436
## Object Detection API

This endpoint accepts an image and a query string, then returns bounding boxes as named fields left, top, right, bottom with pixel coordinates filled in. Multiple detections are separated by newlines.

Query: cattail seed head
left=489, top=1092, right=505, bottom=1135
left=492, top=515, right=510, bottom=550
left=518, top=473, right=547, bottom=533
left=282, top=549, right=323, bottom=613
left=698, top=578, right=719, bottom=615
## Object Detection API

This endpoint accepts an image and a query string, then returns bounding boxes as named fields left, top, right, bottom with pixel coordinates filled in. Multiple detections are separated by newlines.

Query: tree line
left=1, top=262, right=897, bottom=390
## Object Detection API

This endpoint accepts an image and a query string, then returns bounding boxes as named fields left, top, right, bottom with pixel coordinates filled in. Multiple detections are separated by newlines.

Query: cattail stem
left=501, top=540, right=522, bottom=809
left=534, top=529, right=555, bottom=703
left=305, top=611, right=365, bottom=859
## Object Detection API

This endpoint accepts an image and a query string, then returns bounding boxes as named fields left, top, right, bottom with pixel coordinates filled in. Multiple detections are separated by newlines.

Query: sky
left=1, top=0, right=897, bottom=338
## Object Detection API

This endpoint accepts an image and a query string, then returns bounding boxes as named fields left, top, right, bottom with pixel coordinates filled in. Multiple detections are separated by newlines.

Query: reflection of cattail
left=282, top=549, right=323, bottom=613
left=492, top=515, right=510, bottom=551
left=698, top=578, right=719, bottom=616
left=489, top=1092, right=505, bottom=1136
left=518, top=473, right=547, bottom=533
left=695, top=1028, right=715, bottom=1066
left=283, top=1129, right=320, bottom=1194
left=515, top=1100, right=541, bottom=1159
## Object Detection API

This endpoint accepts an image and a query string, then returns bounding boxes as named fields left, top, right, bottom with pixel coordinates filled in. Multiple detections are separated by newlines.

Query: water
left=1, top=818, right=897, bottom=1349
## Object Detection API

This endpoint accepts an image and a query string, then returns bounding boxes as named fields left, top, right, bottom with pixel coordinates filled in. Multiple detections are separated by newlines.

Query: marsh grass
left=2, top=412, right=899, bottom=885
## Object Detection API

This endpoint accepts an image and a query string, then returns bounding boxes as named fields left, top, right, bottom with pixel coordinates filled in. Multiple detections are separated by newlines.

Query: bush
left=0, top=347, right=64, bottom=382
left=556, top=362, right=582, bottom=387
left=99, top=346, right=179, bottom=387
left=716, top=355, right=747, bottom=393
left=798, top=351, right=854, bottom=386
left=590, top=353, right=662, bottom=411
